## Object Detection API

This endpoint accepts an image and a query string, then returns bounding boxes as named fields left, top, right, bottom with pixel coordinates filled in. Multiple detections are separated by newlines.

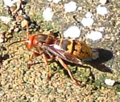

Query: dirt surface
left=0, top=0, right=120, bottom=102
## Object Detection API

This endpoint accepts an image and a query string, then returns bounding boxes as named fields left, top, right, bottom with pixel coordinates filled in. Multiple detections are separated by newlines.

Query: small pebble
left=14, top=28, right=19, bottom=32
left=53, top=0, right=61, bottom=4
left=98, top=27, right=105, bottom=32
left=21, top=19, right=29, bottom=28
left=85, top=12, right=93, bottom=18
left=77, top=6, right=82, bottom=11
left=116, top=51, right=120, bottom=56
left=3, top=0, right=20, bottom=7
left=81, top=18, right=94, bottom=27
left=100, top=0, right=108, bottom=5
left=47, top=0, right=52, bottom=1
left=43, top=7, right=54, bottom=21
left=104, top=79, right=115, bottom=86
left=81, top=12, right=94, bottom=27
left=97, top=5, right=108, bottom=16
left=87, top=31, right=102, bottom=41
left=64, top=1, right=77, bottom=12
left=0, top=16, right=12, bottom=24
left=0, top=33, right=5, bottom=43
left=63, top=26, right=81, bottom=39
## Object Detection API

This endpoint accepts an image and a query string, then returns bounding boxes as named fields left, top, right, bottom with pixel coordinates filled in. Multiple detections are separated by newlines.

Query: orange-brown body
left=27, top=34, right=93, bottom=60
left=54, top=39, right=93, bottom=60
left=8, top=31, right=98, bottom=86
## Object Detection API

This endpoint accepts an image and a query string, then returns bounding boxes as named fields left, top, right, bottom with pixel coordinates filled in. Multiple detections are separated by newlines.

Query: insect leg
left=28, top=52, right=41, bottom=68
left=55, top=56, right=81, bottom=86
left=42, top=53, right=51, bottom=80
left=30, top=52, right=40, bottom=60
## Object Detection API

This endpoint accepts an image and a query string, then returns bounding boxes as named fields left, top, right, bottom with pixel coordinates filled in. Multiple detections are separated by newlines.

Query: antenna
left=7, top=26, right=29, bottom=47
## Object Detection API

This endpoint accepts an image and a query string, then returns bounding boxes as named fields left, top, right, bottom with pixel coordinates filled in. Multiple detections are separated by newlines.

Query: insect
left=8, top=28, right=99, bottom=86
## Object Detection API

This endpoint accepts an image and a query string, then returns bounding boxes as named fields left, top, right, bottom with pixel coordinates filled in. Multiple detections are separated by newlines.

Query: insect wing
left=42, top=44, right=83, bottom=65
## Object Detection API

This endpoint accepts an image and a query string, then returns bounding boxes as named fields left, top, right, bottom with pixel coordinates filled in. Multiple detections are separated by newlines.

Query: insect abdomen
left=55, top=39, right=93, bottom=59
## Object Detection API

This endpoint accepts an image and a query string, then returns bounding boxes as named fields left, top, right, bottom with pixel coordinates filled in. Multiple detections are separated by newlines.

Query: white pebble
left=63, top=26, right=81, bottom=39
left=53, top=0, right=61, bottom=3
left=3, top=0, right=20, bottom=7
left=105, top=79, right=115, bottom=86
left=97, top=5, right=108, bottom=16
left=100, top=0, right=107, bottom=5
left=43, top=7, right=54, bottom=21
left=64, top=1, right=77, bottom=12
left=85, top=12, right=93, bottom=18
left=81, top=18, right=94, bottom=27
left=77, top=6, right=82, bottom=11
left=0, top=39, right=4, bottom=43
left=98, top=27, right=105, bottom=32
left=87, top=31, right=102, bottom=41
left=47, top=0, right=52, bottom=1
left=81, top=12, right=94, bottom=27
left=0, top=33, right=5, bottom=43
left=0, top=16, right=12, bottom=24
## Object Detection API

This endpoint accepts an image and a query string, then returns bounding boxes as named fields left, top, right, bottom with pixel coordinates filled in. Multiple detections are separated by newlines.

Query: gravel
left=0, top=0, right=120, bottom=101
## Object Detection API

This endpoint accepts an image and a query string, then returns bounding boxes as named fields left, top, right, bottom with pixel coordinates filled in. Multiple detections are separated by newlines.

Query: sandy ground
left=0, top=0, right=120, bottom=102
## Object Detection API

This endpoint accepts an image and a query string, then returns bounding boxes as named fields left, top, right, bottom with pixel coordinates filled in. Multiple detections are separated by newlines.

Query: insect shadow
left=60, top=48, right=113, bottom=74
left=86, top=48, right=113, bottom=73
left=59, top=48, right=113, bottom=84
left=32, top=48, right=113, bottom=76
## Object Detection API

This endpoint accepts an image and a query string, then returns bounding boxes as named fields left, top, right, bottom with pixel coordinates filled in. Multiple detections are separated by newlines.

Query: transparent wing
left=42, top=44, right=83, bottom=65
